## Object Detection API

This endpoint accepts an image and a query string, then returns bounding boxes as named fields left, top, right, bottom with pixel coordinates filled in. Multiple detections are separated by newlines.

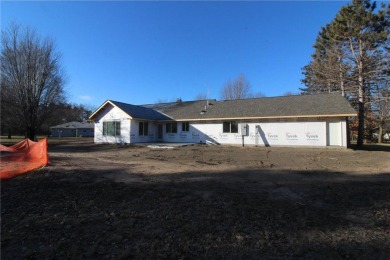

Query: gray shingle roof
left=154, top=93, right=356, bottom=120
left=90, top=93, right=356, bottom=122
left=110, top=100, right=172, bottom=120
left=50, top=121, right=94, bottom=129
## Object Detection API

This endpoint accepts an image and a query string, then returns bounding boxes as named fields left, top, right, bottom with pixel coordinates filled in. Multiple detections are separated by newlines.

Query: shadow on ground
left=2, top=164, right=390, bottom=259
left=350, top=143, right=390, bottom=152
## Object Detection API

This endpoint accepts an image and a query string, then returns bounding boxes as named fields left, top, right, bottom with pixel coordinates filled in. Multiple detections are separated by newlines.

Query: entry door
left=327, top=121, right=341, bottom=146
left=157, top=124, right=163, bottom=141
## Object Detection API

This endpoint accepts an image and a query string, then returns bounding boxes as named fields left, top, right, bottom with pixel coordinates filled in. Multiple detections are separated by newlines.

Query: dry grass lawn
left=1, top=139, right=390, bottom=259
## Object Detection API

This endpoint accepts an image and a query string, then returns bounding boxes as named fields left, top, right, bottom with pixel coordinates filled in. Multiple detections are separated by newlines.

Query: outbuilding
left=88, top=93, right=356, bottom=147
left=50, top=121, right=94, bottom=137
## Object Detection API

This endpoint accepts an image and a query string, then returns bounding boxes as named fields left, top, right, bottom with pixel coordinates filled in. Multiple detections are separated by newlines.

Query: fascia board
left=169, top=113, right=357, bottom=122
left=89, top=100, right=134, bottom=121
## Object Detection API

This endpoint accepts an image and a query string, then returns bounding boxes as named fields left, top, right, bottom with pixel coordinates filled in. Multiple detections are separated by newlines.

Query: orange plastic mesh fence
left=0, top=138, right=48, bottom=180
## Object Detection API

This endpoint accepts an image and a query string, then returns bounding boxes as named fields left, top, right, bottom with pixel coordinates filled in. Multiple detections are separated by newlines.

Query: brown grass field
left=1, top=138, right=390, bottom=259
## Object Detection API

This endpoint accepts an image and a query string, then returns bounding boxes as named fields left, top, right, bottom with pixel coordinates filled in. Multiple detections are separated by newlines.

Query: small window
left=182, top=122, right=189, bottom=132
left=222, top=121, right=238, bottom=133
left=166, top=122, right=177, bottom=133
left=231, top=122, right=238, bottom=133
left=223, top=122, right=230, bottom=133
left=139, top=122, right=149, bottom=136
left=103, top=121, right=121, bottom=136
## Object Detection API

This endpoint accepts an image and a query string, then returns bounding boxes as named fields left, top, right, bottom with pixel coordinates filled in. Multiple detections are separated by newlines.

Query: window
left=223, top=121, right=238, bottom=133
left=103, top=121, right=121, bottom=136
left=182, top=122, right=189, bottom=132
left=166, top=122, right=177, bottom=133
left=139, top=122, right=148, bottom=136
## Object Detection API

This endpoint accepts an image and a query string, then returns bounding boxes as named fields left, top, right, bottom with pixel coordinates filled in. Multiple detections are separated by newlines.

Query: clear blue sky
left=1, top=1, right=350, bottom=107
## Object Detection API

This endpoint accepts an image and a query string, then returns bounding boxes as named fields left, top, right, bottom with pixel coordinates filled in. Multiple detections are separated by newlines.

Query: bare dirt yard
left=1, top=139, right=390, bottom=259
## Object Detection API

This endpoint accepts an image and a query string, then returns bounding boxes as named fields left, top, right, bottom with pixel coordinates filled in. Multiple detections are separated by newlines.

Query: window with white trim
left=166, top=122, right=177, bottom=133
left=223, top=121, right=238, bottom=133
left=139, top=122, right=149, bottom=136
left=103, top=121, right=121, bottom=136
left=182, top=122, right=189, bottom=132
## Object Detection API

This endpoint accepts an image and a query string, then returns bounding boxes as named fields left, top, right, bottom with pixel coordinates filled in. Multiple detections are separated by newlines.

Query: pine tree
left=302, top=0, right=389, bottom=147
left=301, top=24, right=351, bottom=96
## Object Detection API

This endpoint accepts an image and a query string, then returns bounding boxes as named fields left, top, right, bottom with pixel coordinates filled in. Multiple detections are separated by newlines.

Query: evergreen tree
left=301, top=0, right=390, bottom=147
left=301, top=24, right=351, bottom=96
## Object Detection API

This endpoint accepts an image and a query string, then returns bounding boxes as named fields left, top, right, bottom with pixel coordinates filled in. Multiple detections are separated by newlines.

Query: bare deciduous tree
left=1, top=24, right=66, bottom=140
left=195, top=92, right=208, bottom=100
left=370, top=68, right=390, bottom=143
left=221, top=74, right=252, bottom=100
left=283, top=91, right=299, bottom=96
left=248, top=92, right=267, bottom=98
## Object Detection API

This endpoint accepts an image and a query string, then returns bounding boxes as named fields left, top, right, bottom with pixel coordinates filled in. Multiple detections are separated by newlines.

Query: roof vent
left=206, top=100, right=214, bottom=107
left=200, top=110, right=207, bottom=115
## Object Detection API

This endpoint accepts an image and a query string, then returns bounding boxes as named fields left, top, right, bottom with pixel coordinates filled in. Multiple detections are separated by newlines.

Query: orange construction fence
left=0, top=138, right=48, bottom=180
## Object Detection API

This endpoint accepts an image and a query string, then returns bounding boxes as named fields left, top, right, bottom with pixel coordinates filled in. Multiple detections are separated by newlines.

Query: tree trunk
left=339, top=55, right=345, bottom=97
left=7, top=126, right=12, bottom=139
left=346, top=117, right=351, bottom=148
left=378, top=119, right=383, bottom=144
left=357, top=79, right=365, bottom=147
left=356, top=41, right=365, bottom=148
left=25, top=127, right=36, bottom=141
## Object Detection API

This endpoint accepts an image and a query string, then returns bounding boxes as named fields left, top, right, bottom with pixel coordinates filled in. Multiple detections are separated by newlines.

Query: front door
left=327, top=121, right=341, bottom=146
left=157, top=124, right=163, bottom=141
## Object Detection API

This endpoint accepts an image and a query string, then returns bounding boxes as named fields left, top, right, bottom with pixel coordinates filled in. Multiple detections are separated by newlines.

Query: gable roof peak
left=89, top=99, right=172, bottom=121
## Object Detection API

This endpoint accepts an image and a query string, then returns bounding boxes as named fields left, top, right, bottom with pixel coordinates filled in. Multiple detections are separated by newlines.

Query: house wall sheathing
left=94, top=104, right=131, bottom=144
left=93, top=104, right=347, bottom=147
left=159, top=118, right=346, bottom=147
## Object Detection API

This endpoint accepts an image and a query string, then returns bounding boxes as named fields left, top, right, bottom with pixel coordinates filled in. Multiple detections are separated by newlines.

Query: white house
left=88, top=93, right=356, bottom=147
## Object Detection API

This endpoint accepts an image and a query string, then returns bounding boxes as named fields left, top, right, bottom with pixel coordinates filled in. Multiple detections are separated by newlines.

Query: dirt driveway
left=1, top=140, right=390, bottom=259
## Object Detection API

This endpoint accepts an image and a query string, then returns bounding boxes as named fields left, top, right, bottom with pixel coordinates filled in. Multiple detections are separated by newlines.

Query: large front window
left=103, top=121, right=121, bottom=136
left=139, top=122, right=149, bottom=136
left=223, top=121, right=238, bottom=133
left=166, top=122, right=177, bottom=133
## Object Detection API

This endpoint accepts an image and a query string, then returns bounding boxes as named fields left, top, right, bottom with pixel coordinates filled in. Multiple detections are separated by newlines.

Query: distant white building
left=89, top=93, right=356, bottom=147
left=50, top=121, right=94, bottom=137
